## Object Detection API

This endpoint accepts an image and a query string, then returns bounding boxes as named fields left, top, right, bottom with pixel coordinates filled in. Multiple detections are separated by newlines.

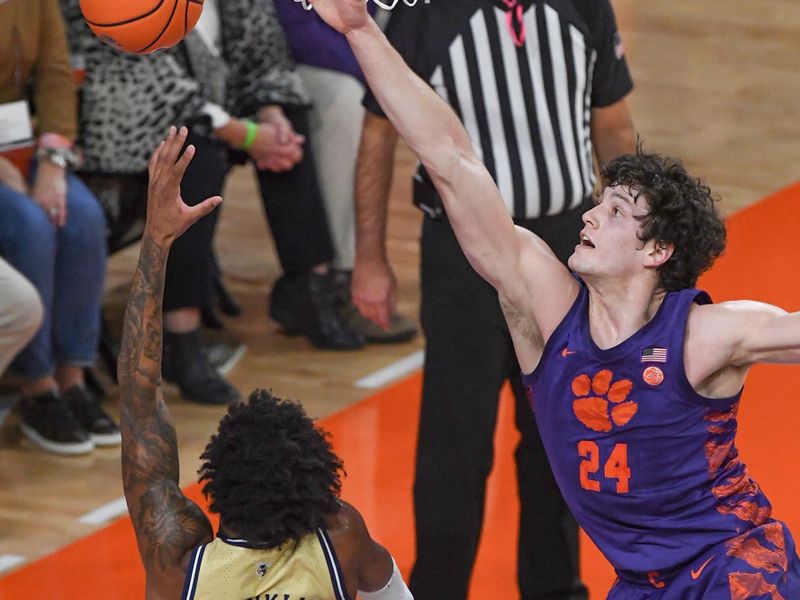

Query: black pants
left=164, top=131, right=228, bottom=312
left=254, top=107, right=334, bottom=276
left=410, top=201, right=592, bottom=600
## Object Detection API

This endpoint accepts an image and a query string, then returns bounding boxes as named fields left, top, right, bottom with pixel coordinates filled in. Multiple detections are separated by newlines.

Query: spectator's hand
left=31, top=162, right=67, bottom=228
left=352, top=257, right=397, bottom=330
left=310, top=0, right=370, bottom=35
left=145, top=126, right=222, bottom=246
left=0, top=156, right=28, bottom=195
left=256, top=105, right=300, bottom=146
left=247, top=122, right=305, bottom=172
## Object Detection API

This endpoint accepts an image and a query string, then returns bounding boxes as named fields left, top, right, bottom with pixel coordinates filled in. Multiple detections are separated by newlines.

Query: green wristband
left=241, top=120, right=258, bottom=150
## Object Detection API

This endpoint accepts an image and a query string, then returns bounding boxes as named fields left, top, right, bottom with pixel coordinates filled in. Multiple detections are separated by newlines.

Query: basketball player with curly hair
left=118, top=127, right=413, bottom=600
left=305, top=0, right=800, bottom=597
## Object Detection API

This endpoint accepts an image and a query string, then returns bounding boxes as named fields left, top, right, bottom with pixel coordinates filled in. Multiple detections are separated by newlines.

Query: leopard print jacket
left=61, top=0, right=310, bottom=174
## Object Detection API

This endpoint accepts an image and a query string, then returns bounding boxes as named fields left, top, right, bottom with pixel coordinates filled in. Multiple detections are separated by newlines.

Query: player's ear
left=644, top=240, right=673, bottom=269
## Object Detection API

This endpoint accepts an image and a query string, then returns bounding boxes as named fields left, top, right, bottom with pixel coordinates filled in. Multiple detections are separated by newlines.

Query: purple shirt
left=272, top=0, right=369, bottom=83
left=522, top=278, right=772, bottom=575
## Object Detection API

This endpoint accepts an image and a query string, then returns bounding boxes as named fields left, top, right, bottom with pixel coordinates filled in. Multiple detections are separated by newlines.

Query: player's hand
left=352, top=257, right=397, bottom=330
left=31, top=162, right=68, bottom=228
left=145, top=126, right=221, bottom=246
left=309, top=0, right=370, bottom=35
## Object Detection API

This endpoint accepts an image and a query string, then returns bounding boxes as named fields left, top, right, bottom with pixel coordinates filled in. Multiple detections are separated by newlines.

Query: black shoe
left=19, top=391, right=94, bottom=455
left=63, top=385, right=121, bottom=447
left=202, top=340, right=247, bottom=376
left=269, top=271, right=365, bottom=351
left=333, top=270, right=418, bottom=344
left=163, top=330, right=242, bottom=405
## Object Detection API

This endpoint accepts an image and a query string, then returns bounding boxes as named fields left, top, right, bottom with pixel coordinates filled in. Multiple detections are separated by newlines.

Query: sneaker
left=269, top=271, right=365, bottom=351
left=347, top=310, right=418, bottom=344
left=163, top=330, right=242, bottom=405
left=202, top=340, right=247, bottom=376
left=63, top=385, right=121, bottom=447
left=333, top=270, right=418, bottom=344
left=19, top=391, right=94, bottom=455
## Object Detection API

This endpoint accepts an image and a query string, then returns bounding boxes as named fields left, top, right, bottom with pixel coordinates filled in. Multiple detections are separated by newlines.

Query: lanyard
left=500, top=0, right=526, bottom=48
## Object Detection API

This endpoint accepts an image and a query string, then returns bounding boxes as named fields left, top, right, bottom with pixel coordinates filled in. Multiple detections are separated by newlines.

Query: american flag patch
left=641, top=347, right=667, bottom=363
left=613, top=32, right=625, bottom=59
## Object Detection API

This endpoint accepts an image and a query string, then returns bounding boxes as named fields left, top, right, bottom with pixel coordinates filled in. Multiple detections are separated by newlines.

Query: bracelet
left=240, top=120, right=258, bottom=150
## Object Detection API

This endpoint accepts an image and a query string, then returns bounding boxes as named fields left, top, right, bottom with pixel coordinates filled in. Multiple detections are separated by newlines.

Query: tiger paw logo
left=572, top=369, right=637, bottom=432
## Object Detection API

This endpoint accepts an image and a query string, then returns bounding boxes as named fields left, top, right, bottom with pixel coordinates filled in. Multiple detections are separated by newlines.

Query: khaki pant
left=297, top=65, right=365, bottom=271
left=0, top=256, right=42, bottom=376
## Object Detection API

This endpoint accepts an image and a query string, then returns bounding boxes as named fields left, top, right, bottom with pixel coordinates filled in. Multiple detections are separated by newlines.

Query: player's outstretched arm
left=117, top=127, right=220, bottom=594
left=310, top=0, right=576, bottom=325
left=686, top=301, right=800, bottom=396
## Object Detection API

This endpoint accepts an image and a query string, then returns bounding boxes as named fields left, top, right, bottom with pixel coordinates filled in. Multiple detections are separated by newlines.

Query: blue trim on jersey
left=316, top=528, right=353, bottom=600
left=180, top=544, right=206, bottom=600
left=217, top=535, right=260, bottom=548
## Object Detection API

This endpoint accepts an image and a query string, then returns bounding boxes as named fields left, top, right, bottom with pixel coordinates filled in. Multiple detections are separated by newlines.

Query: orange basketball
left=79, top=0, right=204, bottom=55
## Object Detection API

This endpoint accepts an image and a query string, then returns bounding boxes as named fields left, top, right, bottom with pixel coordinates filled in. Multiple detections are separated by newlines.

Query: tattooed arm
left=117, top=127, right=222, bottom=598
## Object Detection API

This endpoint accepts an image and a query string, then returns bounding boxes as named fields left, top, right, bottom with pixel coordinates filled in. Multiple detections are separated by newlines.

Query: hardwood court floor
left=1, top=0, right=799, bottom=595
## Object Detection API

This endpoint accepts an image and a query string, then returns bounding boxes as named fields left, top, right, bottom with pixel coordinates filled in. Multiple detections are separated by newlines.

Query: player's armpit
left=511, top=227, right=580, bottom=339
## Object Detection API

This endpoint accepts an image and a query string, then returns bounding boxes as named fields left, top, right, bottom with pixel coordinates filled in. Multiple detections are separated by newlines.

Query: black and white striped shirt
left=364, top=0, right=633, bottom=220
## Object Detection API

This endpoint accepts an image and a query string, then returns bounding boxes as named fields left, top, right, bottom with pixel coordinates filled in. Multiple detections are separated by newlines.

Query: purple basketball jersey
left=522, top=279, right=773, bottom=574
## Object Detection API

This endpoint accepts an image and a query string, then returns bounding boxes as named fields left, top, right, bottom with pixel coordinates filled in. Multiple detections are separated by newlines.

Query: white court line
left=79, top=496, right=128, bottom=526
left=355, top=351, right=425, bottom=389
left=0, top=555, right=25, bottom=574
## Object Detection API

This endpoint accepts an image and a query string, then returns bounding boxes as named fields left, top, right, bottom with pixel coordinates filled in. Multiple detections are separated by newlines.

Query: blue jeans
left=0, top=172, right=106, bottom=379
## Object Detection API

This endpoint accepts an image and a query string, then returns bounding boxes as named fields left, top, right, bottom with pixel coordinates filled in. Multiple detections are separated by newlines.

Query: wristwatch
left=36, top=146, right=79, bottom=170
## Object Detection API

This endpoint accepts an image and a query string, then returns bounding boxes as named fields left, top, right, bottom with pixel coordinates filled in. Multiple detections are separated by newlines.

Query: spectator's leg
left=161, top=133, right=240, bottom=405
left=256, top=107, right=363, bottom=350
left=296, top=65, right=362, bottom=272
left=50, top=174, right=122, bottom=447
left=0, top=257, right=42, bottom=376
left=297, top=66, right=417, bottom=343
left=0, top=181, right=92, bottom=454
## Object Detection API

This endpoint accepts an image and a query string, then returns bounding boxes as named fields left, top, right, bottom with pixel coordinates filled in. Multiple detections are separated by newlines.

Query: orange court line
left=1, top=181, right=799, bottom=599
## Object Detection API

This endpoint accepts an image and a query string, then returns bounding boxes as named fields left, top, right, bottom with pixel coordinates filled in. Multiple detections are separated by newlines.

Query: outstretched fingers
left=161, top=126, right=187, bottom=170
left=171, top=143, right=195, bottom=185
left=186, top=196, right=223, bottom=225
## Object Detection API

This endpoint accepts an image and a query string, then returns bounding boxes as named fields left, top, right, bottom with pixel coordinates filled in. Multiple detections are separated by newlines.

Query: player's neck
left=584, top=277, right=665, bottom=350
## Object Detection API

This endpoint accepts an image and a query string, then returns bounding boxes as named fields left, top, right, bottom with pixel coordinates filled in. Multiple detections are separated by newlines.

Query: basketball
left=79, top=0, right=204, bottom=55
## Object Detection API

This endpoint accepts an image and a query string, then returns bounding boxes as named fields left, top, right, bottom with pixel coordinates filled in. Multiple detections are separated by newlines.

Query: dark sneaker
left=63, top=385, right=121, bottom=447
left=163, top=330, right=242, bottom=405
left=269, top=271, right=365, bottom=351
left=333, top=270, right=418, bottom=344
left=19, top=391, right=93, bottom=455
left=202, top=340, right=247, bottom=376
left=347, top=310, right=418, bottom=344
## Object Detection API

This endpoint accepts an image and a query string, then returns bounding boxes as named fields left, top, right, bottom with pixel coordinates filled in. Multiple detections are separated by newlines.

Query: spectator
left=61, top=0, right=363, bottom=359
left=273, top=0, right=418, bottom=343
left=0, top=0, right=116, bottom=455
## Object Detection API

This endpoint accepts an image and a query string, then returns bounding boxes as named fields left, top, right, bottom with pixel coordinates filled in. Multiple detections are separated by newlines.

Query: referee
left=353, top=0, right=635, bottom=598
